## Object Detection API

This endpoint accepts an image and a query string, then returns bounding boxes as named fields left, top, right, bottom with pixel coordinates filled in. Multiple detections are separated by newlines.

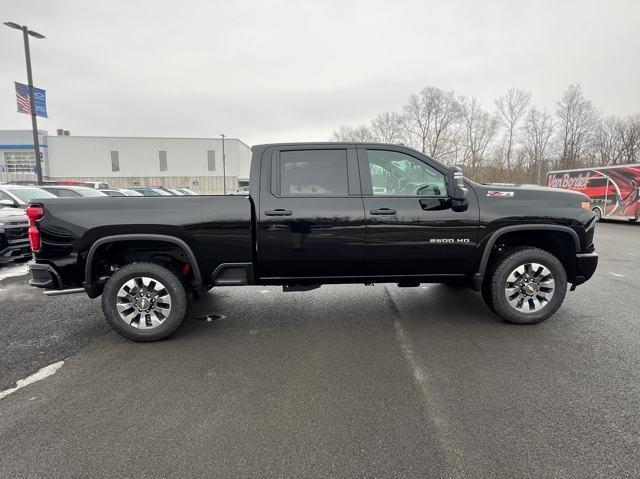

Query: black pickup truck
left=27, top=143, right=598, bottom=341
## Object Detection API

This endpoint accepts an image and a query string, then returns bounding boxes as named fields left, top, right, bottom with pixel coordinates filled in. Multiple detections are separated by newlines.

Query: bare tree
left=370, top=112, right=405, bottom=143
left=494, top=89, right=531, bottom=180
left=458, top=96, right=497, bottom=180
left=331, top=125, right=375, bottom=142
left=523, top=108, right=555, bottom=184
left=594, top=116, right=624, bottom=166
left=401, top=86, right=460, bottom=163
left=618, top=115, right=640, bottom=164
left=556, top=84, right=599, bottom=169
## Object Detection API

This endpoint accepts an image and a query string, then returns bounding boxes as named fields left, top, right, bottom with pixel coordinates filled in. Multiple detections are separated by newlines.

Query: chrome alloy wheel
left=116, top=277, right=172, bottom=329
left=504, top=262, right=555, bottom=313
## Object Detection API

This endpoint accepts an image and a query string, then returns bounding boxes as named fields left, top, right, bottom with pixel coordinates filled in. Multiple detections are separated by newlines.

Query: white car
left=39, top=186, right=108, bottom=198
left=0, top=185, right=57, bottom=208
left=101, top=189, right=144, bottom=197
left=84, top=181, right=110, bottom=190
left=173, top=187, right=199, bottom=195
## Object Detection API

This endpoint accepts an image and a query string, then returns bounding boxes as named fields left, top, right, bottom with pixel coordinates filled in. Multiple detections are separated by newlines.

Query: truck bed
left=32, top=195, right=254, bottom=289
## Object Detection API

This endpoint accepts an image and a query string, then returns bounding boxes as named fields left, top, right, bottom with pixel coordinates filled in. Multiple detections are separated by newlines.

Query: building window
left=159, top=151, right=168, bottom=171
left=2, top=151, right=36, bottom=173
left=207, top=150, right=216, bottom=171
left=110, top=151, right=119, bottom=172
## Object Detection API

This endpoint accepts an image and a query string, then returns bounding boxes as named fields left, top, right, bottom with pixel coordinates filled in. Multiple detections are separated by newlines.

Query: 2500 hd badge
left=429, top=238, right=471, bottom=243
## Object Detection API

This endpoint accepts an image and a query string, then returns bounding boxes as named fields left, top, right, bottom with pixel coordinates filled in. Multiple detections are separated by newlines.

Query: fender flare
left=472, top=224, right=580, bottom=289
left=84, top=234, right=203, bottom=292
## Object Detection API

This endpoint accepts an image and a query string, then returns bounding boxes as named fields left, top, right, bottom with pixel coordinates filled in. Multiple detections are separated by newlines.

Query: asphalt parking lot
left=1, top=221, right=639, bottom=478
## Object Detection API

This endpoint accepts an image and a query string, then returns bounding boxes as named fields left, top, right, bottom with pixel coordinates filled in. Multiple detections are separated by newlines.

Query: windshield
left=120, top=189, right=143, bottom=196
left=6, top=187, right=57, bottom=202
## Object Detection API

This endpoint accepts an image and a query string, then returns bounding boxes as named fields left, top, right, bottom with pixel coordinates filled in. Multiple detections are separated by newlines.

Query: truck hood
left=475, top=182, right=589, bottom=201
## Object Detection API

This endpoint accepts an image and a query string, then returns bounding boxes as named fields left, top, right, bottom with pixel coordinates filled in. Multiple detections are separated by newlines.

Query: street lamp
left=4, top=21, right=45, bottom=185
left=220, top=133, right=227, bottom=194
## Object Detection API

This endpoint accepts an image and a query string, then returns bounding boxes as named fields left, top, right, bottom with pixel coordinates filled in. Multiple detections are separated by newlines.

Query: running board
left=44, top=288, right=85, bottom=296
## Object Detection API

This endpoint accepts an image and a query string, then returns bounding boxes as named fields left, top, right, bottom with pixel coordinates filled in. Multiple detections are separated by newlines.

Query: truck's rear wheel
left=483, top=247, right=567, bottom=325
left=102, top=262, right=188, bottom=341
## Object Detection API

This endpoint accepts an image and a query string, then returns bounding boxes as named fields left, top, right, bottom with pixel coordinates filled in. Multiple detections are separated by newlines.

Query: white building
left=0, top=129, right=49, bottom=177
left=0, top=130, right=251, bottom=194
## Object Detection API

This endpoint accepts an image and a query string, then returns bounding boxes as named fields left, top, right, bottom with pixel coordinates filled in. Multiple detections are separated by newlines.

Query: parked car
left=173, top=187, right=199, bottom=195
left=132, top=187, right=174, bottom=197
left=102, top=189, right=144, bottom=197
left=0, top=207, right=30, bottom=265
left=0, top=185, right=57, bottom=208
left=84, top=181, right=110, bottom=190
left=230, top=186, right=250, bottom=195
left=27, top=142, right=598, bottom=341
left=39, top=186, right=109, bottom=198
left=166, top=188, right=185, bottom=195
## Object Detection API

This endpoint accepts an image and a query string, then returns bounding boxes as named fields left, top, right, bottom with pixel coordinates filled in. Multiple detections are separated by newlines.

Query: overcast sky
left=1, top=0, right=639, bottom=145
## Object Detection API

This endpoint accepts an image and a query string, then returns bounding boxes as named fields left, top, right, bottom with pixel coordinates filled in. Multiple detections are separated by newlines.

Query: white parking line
left=610, top=272, right=625, bottom=278
left=0, top=361, right=64, bottom=400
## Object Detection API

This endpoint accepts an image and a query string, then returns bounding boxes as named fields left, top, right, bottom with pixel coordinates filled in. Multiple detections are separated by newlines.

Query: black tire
left=102, top=262, right=188, bottom=341
left=483, top=247, right=567, bottom=325
left=592, top=207, right=602, bottom=222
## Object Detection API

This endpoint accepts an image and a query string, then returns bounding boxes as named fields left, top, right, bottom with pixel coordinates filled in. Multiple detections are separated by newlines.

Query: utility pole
left=220, top=133, right=227, bottom=194
left=4, top=22, right=45, bottom=185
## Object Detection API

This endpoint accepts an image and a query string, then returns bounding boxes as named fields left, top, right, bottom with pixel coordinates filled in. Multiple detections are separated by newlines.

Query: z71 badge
left=487, top=190, right=514, bottom=198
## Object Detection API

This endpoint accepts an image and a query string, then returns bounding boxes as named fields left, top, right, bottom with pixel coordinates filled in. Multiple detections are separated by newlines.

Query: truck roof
left=252, top=142, right=407, bottom=149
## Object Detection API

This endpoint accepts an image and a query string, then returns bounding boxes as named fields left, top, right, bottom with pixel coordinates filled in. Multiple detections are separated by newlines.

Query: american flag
left=15, top=82, right=32, bottom=114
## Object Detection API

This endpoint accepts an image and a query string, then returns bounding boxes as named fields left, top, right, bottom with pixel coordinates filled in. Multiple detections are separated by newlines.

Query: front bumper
left=572, top=252, right=598, bottom=287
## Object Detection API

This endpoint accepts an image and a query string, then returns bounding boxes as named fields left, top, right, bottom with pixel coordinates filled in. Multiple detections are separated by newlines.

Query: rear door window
left=279, top=149, right=348, bottom=196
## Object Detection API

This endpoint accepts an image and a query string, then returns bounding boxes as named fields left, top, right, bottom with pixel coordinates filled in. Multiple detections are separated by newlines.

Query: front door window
left=367, top=150, right=447, bottom=197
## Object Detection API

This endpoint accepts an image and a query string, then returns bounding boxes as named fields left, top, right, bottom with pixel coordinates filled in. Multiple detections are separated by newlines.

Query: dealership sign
left=15, top=81, right=48, bottom=118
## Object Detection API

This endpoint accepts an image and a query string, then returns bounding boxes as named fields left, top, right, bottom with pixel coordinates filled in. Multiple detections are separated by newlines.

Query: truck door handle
left=265, top=209, right=293, bottom=216
left=370, top=208, right=397, bottom=215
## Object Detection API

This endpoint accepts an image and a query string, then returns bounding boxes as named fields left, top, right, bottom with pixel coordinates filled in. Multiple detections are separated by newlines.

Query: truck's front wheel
left=102, top=262, right=188, bottom=341
left=483, top=247, right=567, bottom=325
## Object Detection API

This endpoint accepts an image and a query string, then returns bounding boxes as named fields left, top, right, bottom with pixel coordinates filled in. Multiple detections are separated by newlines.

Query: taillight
left=26, top=205, right=44, bottom=252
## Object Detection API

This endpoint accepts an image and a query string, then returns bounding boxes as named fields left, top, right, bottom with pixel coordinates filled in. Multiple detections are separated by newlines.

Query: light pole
left=4, top=22, right=45, bottom=185
left=220, top=133, right=227, bottom=194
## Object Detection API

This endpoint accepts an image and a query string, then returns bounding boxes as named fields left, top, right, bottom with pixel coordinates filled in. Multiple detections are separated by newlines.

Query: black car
left=26, top=142, right=598, bottom=341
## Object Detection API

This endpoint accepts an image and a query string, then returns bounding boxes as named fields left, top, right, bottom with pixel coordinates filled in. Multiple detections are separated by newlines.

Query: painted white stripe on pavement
left=0, top=361, right=64, bottom=400
left=610, top=272, right=625, bottom=278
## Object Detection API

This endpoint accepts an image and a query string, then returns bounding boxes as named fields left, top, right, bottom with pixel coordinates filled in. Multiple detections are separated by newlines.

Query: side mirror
left=448, top=166, right=469, bottom=211
left=0, top=199, right=17, bottom=208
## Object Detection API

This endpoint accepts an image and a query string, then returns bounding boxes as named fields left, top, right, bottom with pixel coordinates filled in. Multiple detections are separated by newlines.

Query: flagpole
left=22, top=25, right=43, bottom=185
